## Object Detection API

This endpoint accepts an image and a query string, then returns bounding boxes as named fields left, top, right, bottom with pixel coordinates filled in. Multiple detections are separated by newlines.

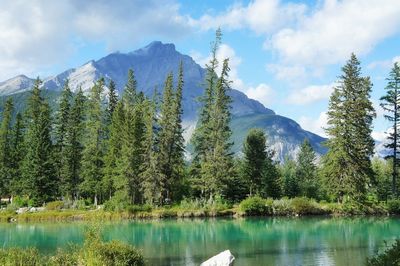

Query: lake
left=0, top=217, right=399, bottom=265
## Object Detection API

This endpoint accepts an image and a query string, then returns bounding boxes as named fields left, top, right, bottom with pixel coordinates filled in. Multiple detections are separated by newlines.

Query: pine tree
left=380, top=62, right=400, bottom=197
left=242, top=128, right=267, bottom=196
left=281, top=157, right=299, bottom=198
left=201, top=58, right=234, bottom=199
left=0, top=98, right=14, bottom=198
left=296, top=139, right=318, bottom=198
left=9, top=112, right=25, bottom=196
left=62, top=88, right=86, bottom=200
left=323, top=54, right=375, bottom=202
left=103, top=100, right=125, bottom=200
left=142, top=92, right=161, bottom=205
left=22, top=78, right=56, bottom=205
left=54, top=80, right=72, bottom=196
left=80, top=78, right=106, bottom=205
left=106, top=79, right=118, bottom=127
left=262, top=149, right=281, bottom=199
left=190, top=29, right=222, bottom=186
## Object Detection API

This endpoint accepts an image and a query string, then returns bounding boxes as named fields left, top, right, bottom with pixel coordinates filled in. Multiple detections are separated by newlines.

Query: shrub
left=127, top=204, right=152, bottom=214
left=387, top=199, right=400, bottom=214
left=272, top=198, right=293, bottom=216
left=98, top=241, right=144, bottom=266
left=239, top=196, right=272, bottom=215
left=367, top=239, right=400, bottom=266
left=104, top=197, right=129, bottom=212
left=290, top=197, right=322, bottom=215
left=45, top=201, right=65, bottom=211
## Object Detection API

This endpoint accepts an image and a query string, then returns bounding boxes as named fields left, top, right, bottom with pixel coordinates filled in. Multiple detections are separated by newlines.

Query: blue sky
left=1, top=0, right=400, bottom=139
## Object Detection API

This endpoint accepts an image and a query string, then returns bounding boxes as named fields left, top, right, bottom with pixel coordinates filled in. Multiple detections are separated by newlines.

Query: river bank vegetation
left=0, top=31, right=399, bottom=222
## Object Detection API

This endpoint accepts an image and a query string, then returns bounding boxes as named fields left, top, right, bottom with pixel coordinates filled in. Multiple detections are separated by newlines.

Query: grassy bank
left=0, top=226, right=144, bottom=266
left=1, top=197, right=399, bottom=222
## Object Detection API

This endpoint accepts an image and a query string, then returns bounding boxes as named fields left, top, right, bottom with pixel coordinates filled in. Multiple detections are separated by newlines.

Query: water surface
left=0, top=217, right=399, bottom=265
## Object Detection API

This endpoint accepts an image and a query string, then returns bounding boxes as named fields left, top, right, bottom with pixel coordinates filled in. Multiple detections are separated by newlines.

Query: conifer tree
left=262, top=149, right=281, bottom=199
left=54, top=80, right=72, bottom=196
left=323, top=54, right=375, bottom=202
left=22, top=78, right=56, bottom=205
left=242, top=128, right=267, bottom=196
left=0, top=98, right=14, bottom=198
left=62, top=88, right=86, bottom=200
left=281, top=157, right=299, bottom=198
left=380, top=62, right=400, bottom=197
left=106, top=79, right=118, bottom=128
left=9, top=113, right=25, bottom=196
left=296, top=139, right=318, bottom=198
left=80, top=78, right=106, bottom=205
left=142, top=93, right=161, bottom=204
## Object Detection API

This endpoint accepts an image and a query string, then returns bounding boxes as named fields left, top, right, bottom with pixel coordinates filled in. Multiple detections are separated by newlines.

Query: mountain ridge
left=0, top=41, right=326, bottom=160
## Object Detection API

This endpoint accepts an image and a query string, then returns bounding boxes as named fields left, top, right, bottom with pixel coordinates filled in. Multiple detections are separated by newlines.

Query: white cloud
left=193, top=0, right=306, bottom=34
left=0, top=0, right=193, bottom=80
left=247, top=84, right=275, bottom=106
left=372, top=131, right=389, bottom=142
left=287, top=83, right=335, bottom=105
left=269, top=0, right=400, bottom=67
left=299, top=112, right=328, bottom=137
left=368, top=55, right=400, bottom=70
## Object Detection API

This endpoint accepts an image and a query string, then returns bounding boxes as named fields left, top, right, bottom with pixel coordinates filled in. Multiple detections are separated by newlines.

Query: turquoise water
left=0, top=217, right=399, bottom=265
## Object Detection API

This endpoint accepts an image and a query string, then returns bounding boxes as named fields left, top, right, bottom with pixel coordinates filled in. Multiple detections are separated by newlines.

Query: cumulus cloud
left=246, top=84, right=275, bottom=106
left=0, top=0, right=193, bottom=80
left=287, top=83, right=335, bottom=105
left=368, top=55, right=400, bottom=70
left=299, top=112, right=328, bottom=137
left=196, top=0, right=400, bottom=80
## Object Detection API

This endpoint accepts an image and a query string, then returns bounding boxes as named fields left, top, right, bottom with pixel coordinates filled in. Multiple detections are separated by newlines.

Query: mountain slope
left=0, top=41, right=326, bottom=160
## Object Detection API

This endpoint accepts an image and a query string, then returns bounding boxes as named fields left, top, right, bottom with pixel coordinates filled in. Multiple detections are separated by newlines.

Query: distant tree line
left=0, top=30, right=398, bottom=207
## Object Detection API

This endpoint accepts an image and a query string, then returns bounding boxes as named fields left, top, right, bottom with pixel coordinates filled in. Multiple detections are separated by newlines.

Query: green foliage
left=45, top=201, right=65, bottom=211
left=387, top=199, right=400, bottom=214
left=323, top=54, right=375, bottom=202
left=290, top=197, right=321, bottom=215
left=239, top=196, right=273, bottom=216
left=0, top=247, right=43, bottom=266
left=296, top=139, right=319, bottom=199
left=367, top=240, right=400, bottom=266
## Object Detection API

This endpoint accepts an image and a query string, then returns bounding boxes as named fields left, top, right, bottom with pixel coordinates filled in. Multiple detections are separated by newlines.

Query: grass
left=0, top=197, right=395, bottom=223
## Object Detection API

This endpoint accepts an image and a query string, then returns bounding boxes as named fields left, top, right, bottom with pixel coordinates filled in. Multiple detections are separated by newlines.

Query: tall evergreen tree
left=62, top=88, right=86, bottom=200
left=281, top=157, right=299, bottom=198
left=54, top=80, right=72, bottom=196
left=323, top=54, right=375, bottom=202
left=9, top=113, right=25, bottom=196
left=106, top=79, right=118, bottom=128
left=0, top=98, right=14, bottom=198
left=80, top=78, right=106, bottom=205
left=242, top=128, right=267, bottom=196
left=22, top=78, right=56, bottom=205
left=380, top=62, right=400, bottom=197
left=296, top=139, right=318, bottom=198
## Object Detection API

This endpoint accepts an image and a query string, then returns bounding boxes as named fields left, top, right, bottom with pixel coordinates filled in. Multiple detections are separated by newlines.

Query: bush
left=239, top=196, right=272, bottom=215
left=45, top=201, right=65, bottom=211
left=290, top=197, right=322, bottom=215
left=98, top=241, right=144, bottom=266
left=367, top=239, right=400, bottom=266
left=127, top=204, right=152, bottom=214
left=11, top=196, right=34, bottom=208
left=272, top=198, right=292, bottom=216
left=387, top=199, right=400, bottom=214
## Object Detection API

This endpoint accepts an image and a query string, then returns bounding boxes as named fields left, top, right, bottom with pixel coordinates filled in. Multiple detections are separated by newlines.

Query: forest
left=0, top=31, right=399, bottom=216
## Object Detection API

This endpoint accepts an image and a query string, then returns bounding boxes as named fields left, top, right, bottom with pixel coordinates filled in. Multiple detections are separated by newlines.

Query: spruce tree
left=323, top=54, right=375, bottom=202
left=242, top=128, right=267, bottom=196
left=380, top=62, right=400, bottom=197
left=22, top=78, right=56, bottom=205
left=106, top=79, right=118, bottom=128
left=62, top=88, right=86, bottom=200
left=54, top=80, right=72, bottom=196
left=281, top=157, right=299, bottom=198
left=80, top=78, right=106, bottom=205
left=296, top=139, right=318, bottom=198
left=262, top=149, right=281, bottom=199
left=10, top=113, right=25, bottom=196
left=0, top=98, right=14, bottom=198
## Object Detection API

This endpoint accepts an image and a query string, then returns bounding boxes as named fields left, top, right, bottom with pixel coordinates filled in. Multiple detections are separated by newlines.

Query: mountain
left=0, top=41, right=326, bottom=161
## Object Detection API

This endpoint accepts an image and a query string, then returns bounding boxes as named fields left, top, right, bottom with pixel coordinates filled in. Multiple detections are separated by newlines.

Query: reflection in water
left=0, top=217, right=399, bottom=265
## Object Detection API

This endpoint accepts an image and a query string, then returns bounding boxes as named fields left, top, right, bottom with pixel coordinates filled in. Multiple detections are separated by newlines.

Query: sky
left=1, top=0, right=400, bottom=139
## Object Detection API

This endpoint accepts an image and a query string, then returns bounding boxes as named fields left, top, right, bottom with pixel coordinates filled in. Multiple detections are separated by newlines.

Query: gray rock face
left=200, top=250, right=235, bottom=266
